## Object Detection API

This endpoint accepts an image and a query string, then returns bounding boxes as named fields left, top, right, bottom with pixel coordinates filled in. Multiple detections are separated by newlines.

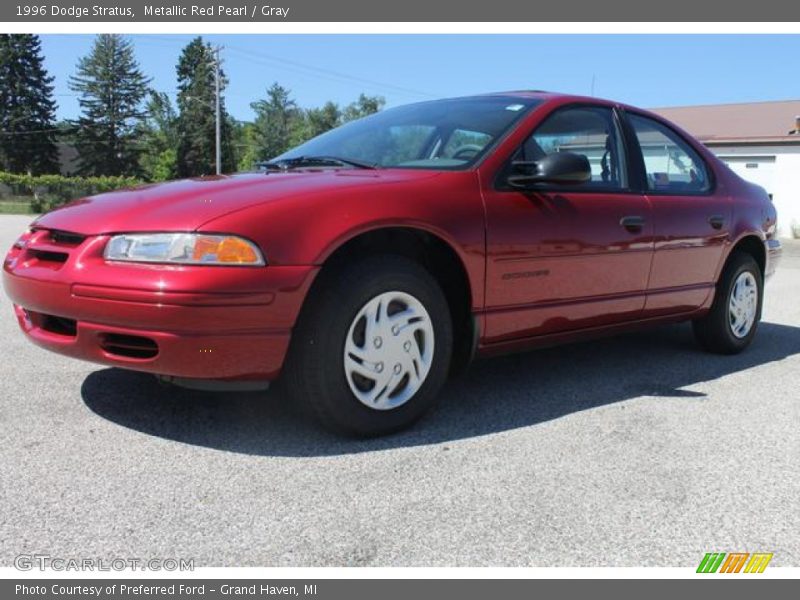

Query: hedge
left=0, top=172, right=143, bottom=212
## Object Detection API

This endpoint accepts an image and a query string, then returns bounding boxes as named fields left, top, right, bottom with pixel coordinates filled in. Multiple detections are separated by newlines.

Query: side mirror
left=507, top=152, right=592, bottom=188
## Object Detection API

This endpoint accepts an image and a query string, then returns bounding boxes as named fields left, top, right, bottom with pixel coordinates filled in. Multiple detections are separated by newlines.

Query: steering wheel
left=451, top=144, right=483, bottom=161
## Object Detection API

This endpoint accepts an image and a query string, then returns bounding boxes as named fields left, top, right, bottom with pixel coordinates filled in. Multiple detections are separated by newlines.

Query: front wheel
left=693, top=251, right=763, bottom=354
left=284, top=255, right=453, bottom=436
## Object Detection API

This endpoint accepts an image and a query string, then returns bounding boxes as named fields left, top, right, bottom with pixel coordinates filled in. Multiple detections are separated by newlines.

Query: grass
left=0, top=197, right=35, bottom=214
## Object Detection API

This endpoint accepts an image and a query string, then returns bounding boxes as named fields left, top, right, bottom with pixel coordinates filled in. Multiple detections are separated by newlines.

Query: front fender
left=199, top=170, right=487, bottom=307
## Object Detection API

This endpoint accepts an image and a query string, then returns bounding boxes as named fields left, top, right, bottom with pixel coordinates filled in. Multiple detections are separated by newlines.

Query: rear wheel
left=284, top=255, right=453, bottom=436
left=692, top=251, right=762, bottom=354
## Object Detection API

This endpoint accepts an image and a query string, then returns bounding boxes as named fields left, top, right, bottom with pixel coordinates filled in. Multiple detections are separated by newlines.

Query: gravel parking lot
left=1, top=213, right=798, bottom=567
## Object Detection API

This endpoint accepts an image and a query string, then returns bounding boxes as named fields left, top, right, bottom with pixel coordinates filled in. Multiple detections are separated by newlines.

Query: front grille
left=27, top=249, right=68, bottom=263
left=22, top=228, right=87, bottom=268
left=100, top=333, right=159, bottom=359
left=48, top=230, right=86, bottom=246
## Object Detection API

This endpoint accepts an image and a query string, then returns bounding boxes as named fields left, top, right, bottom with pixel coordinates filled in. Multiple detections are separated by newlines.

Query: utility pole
left=213, top=45, right=222, bottom=175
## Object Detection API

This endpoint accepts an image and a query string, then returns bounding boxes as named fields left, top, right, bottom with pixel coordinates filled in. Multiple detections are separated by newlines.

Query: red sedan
left=3, top=92, right=782, bottom=436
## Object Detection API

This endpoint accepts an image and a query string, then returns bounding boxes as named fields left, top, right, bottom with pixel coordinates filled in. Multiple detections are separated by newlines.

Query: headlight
left=104, top=233, right=266, bottom=266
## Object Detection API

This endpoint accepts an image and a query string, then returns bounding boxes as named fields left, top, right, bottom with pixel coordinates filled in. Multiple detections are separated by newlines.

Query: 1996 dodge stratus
left=3, top=92, right=782, bottom=435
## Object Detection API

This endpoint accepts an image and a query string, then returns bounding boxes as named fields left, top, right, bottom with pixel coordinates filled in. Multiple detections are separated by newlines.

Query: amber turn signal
left=192, top=235, right=262, bottom=264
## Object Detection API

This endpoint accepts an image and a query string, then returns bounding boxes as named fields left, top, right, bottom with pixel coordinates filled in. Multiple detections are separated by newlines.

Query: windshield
left=273, top=96, right=541, bottom=170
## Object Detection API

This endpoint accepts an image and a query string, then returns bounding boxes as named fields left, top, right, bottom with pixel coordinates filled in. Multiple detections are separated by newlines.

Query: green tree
left=0, top=34, right=59, bottom=174
left=69, top=34, right=151, bottom=176
left=175, top=37, right=236, bottom=177
left=292, top=101, right=341, bottom=146
left=139, top=91, right=178, bottom=181
left=342, top=93, right=385, bottom=123
left=247, top=86, right=386, bottom=165
left=250, top=82, right=301, bottom=161
left=233, top=120, right=260, bottom=172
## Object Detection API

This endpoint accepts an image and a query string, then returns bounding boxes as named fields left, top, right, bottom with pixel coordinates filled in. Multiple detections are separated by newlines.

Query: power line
left=137, top=34, right=434, bottom=100
left=37, top=36, right=435, bottom=130
left=225, top=44, right=434, bottom=100
left=4, top=37, right=437, bottom=139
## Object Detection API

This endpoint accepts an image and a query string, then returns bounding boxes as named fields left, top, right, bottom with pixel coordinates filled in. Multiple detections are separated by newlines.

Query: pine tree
left=69, top=34, right=150, bottom=176
left=0, top=34, right=59, bottom=174
left=139, top=91, right=179, bottom=181
left=250, top=82, right=301, bottom=160
left=175, top=37, right=236, bottom=177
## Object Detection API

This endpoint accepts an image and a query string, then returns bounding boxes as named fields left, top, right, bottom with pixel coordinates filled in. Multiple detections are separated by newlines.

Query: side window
left=628, top=114, right=710, bottom=193
left=520, top=106, right=627, bottom=189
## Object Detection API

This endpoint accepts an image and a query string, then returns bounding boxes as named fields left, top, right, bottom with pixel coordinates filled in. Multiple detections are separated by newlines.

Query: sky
left=39, top=34, right=800, bottom=122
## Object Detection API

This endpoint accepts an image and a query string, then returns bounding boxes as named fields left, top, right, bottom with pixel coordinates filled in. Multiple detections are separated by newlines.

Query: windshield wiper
left=261, top=155, right=379, bottom=171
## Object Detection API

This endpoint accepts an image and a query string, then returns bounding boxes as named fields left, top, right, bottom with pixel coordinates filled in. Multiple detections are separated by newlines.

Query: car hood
left=32, top=170, right=442, bottom=235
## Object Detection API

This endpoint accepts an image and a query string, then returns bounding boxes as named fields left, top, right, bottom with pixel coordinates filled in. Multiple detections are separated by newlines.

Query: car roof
left=481, top=91, right=676, bottom=120
left=474, top=91, right=711, bottom=157
left=450, top=90, right=619, bottom=107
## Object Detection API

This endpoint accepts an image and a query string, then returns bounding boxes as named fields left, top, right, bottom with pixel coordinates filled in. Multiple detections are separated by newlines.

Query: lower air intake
left=100, top=333, right=159, bottom=359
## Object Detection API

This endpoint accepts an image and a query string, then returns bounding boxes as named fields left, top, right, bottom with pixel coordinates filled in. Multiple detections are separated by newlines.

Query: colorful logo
left=697, top=552, right=773, bottom=573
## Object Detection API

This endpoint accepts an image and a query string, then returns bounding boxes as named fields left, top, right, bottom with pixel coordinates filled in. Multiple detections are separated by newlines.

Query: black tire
left=284, top=255, right=453, bottom=436
left=692, top=251, right=763, bottom=354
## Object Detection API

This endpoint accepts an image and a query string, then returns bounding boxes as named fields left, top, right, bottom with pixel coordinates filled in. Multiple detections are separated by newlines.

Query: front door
left=482, top=105, right=654, bottom=344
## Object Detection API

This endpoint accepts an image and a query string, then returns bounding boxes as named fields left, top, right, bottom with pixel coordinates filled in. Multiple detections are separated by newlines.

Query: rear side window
left=628, top=114, right=711, bottom=194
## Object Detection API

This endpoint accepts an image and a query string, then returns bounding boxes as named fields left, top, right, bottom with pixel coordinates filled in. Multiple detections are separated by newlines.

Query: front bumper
left=3, top=228, right=318, bottom=381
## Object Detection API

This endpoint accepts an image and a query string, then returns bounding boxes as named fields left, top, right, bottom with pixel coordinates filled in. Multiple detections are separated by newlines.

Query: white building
left=653, top=100, right=800, bottom=239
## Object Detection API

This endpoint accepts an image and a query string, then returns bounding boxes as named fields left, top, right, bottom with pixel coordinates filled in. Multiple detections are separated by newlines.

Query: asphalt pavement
left=0, top=213, right=798, bottom=567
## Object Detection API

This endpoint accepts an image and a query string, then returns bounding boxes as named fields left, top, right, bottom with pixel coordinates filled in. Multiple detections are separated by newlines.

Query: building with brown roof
left=651, top=100, right=800, bottom=238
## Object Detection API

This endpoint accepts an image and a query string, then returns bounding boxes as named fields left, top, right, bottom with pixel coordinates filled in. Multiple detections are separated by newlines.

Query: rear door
left=482, top=104, right=654, bottom=343
left=624, top=112, right=731, bottom=316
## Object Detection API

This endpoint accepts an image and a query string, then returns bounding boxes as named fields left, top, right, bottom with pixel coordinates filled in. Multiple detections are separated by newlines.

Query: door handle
left=620, top=215, right=645, bottom=233
left=708, top=215, right=725, bottom=230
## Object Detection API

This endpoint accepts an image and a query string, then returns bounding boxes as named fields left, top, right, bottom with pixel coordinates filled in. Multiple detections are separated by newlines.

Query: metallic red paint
left=2, top=92, right=781, bottom=382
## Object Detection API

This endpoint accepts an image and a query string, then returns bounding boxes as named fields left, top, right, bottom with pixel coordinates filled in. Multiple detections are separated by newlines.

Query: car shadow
left=81, top=321, right=800, bottom=457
